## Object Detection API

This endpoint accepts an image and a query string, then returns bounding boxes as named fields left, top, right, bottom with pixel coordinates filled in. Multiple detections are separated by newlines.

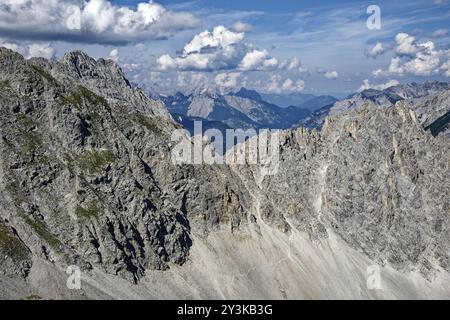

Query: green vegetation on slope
left=59, top=86, right=107, bottom=107
left=21, top=214, right=61, bottom=249
left=0, top=221, right=29, bottom=261
left=31, top=66, right=57, bottom=85
left=75, top=204, right=100, bottom=220
left=78, top=149, right=116, bottom=175
left=0, top=79, right=10, bottom=89
left=134, top=113, right=161, bottom=134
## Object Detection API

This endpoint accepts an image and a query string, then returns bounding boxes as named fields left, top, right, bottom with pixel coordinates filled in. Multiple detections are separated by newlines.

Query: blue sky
left=0, top=0, right=449, bottom=97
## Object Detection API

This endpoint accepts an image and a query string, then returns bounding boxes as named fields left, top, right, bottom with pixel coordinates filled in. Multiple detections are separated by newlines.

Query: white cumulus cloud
left=0, top=0, right=199, bottom=44
left=281, top=78, right=305, bottom=92
left=176, top=72, right=210, bottom=91
left=373, top=32, right=450, bottom=77
left=215, top=72, right=241, bottom=88
left=358, top=79, right=399, bottom=92
left=279, top=57, right=305, bottom=71
left=324, top=70, right=338, bottom=79
left=157, top=25, right=280, bottom=72
left=108, top=48, right=119, bottom=62
left=264, top=74, right=305, bottom=93
left=366, top=42, right=388, bottom=58
left=440, top=60, right=450, bottom=77
left=27, top=43, right=55, bottom=59
left=0, top=40, right=20, bottom=52
left=183, top=25, right=244, bottom=55
left=316, top=68, right=338, bottom=79
left=395, top=33, right=419, bottom=56
left=239, top=49, right=278, bottom=71
left=389, top=40, right=442, bottom=76
left=231, top=21, right=252, bottom=33
left=0, top=40, right=55, bottom=59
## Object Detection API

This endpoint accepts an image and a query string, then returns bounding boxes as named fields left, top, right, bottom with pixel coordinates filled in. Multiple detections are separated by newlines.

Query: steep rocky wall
left=0, top=48, right=251, bottom=283
left=0, top=48, right=448, bottom=296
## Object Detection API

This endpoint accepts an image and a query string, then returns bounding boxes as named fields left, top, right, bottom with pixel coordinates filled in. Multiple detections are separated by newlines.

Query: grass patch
left=16, top=112, right=35, bottom=127
left=21, top=294, right=43, bottom=300
left=31, top=66, right=57, bottom=85
left=78, top=149, right=116, bottom=175
left=18, top=130, right=42, bottom=155
left=89, top=111, right=102, bottom=122
left=0, top=222, right=29, bottom=261
left=134, top=113, right=161, bottom=134
left=0, top=79, right=17, bottom=96
left=88, top=111, right=103, bottom=142
left=59, top=86, right=106, bottom=107
left=21, top=214, right=61, bottom=249
left=0, top=79, right=10, bottom=89
left=62, top=153, right=76, bottom=175
left=14, top=114, right=42, bottom=159
left=5, top=180, right=26, bottom=206
left=75, top=204, right=100, bottom=220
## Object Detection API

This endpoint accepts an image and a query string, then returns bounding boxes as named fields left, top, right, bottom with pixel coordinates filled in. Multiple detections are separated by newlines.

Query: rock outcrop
left=298, top=81, right=450, bottom=134
left=0, top=48, right=252, bottom=284
left=0, top=48, right=448, bottom=299
left=160, top=87, right=311, bottom=130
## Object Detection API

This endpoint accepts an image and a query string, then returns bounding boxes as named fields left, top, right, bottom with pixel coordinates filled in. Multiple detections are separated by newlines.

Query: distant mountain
left=406, top=89, right=450, bottom=137
left=160, top=87, right=311, bottom=130
left=297, top=81, right=450, bottom=135
left=161, top=82, right=450, bottom=138
left=172, top=113, right=233, bottom=134
left=260, top=92, right=338, bottom=111
left=233, top=87, right=263, bottom=101
left=161, top=89, right=262, bottom=129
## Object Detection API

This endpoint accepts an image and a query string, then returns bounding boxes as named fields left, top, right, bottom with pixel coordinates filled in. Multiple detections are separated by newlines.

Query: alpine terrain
left=0, top=48, right=449, bottom=300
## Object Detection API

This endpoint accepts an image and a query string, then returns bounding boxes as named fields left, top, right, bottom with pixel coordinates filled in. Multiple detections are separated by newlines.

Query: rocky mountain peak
left=59, top=50, right=131, bottom=89
left=0, top=48, right=449, bottom=299
left=0, top=47, right=24, bottom=61
left=233, top=87, right=263, bottom=101
left=298, top=81, right=450, bottom=134
left=0, top=48, right=28, bottom=80
left=190, top=84, right=220, bottom=98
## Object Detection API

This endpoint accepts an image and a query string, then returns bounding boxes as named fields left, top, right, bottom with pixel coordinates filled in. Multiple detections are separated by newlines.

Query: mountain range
left=298, top=81, right=450, bottom=136
left=160, top=87, right=317, bottom=131
left=260, top=92, right=338, bottom=110
left=0, top=48, right=449, bottom=300
left=161, top=82, right=450, bottom=141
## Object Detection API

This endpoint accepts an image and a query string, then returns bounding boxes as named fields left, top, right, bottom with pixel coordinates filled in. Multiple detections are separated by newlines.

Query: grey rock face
left=405, top=90, right=450, bottom=137
left=161, top=88, right=310, bottom=130
left=0, top=48, right=252, bottom=283
left=0, top=48, right=448, bottom=295
left=0, top=220, right=32, bottom=278
left=298, top=82, right=450, bottom=133
left=229, top=103, right=449, bottom=277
